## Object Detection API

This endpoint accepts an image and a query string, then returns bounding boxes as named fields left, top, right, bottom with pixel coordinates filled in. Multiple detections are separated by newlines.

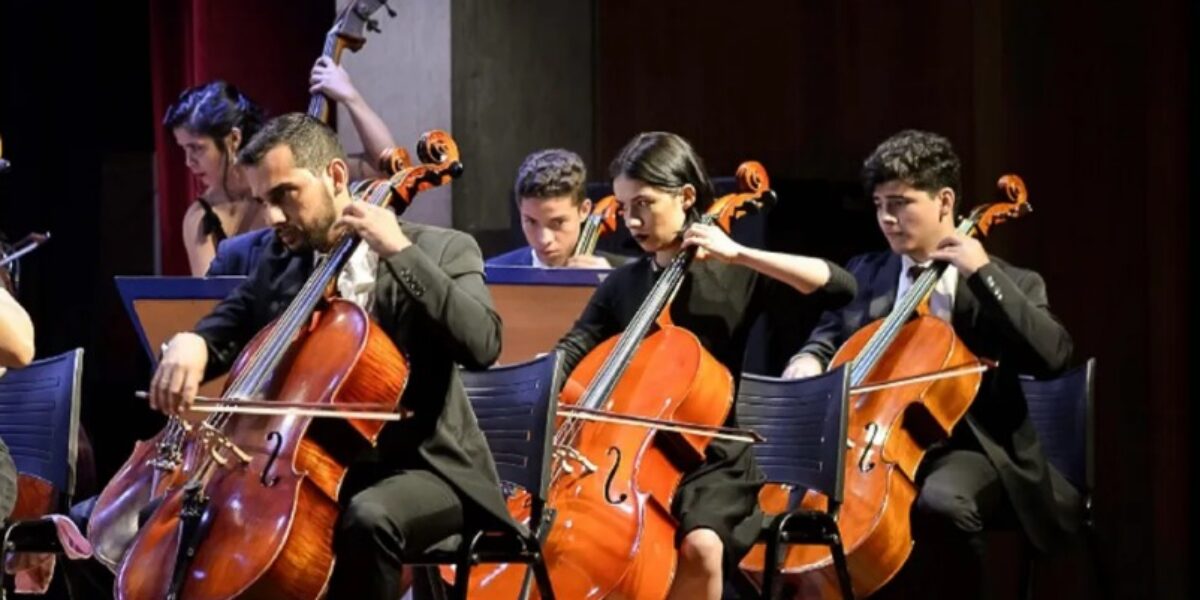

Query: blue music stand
left=484, top=265, right=604, bottom=365
left=114, top=276, right=245, bottom=365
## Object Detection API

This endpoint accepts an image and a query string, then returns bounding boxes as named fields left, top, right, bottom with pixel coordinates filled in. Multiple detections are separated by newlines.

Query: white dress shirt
left=895, top=254, right=958, bottom=322
left=317, top=243, right=379, bottom=314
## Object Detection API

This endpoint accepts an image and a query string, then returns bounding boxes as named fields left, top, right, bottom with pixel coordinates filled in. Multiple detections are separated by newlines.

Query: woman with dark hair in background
left=163, top=81, right=269, bottom=276
left=554, top=131, right=857, bottom=599
left=170, top=61, right=396, bottom=276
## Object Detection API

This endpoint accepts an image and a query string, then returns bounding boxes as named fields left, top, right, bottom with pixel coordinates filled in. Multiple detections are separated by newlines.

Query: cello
left=86, top=0, right=397, bottom=570
left=571, top=195, right=620, bottom=258
left=739, top=175, right=1031, bottom=597
left=459, top=161, right=773, bottom=599
left=114, top=131, right=462, bottom=600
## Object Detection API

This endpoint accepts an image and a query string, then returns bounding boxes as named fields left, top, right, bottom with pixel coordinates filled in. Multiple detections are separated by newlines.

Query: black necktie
left=908, top=265, right=928, bottom=282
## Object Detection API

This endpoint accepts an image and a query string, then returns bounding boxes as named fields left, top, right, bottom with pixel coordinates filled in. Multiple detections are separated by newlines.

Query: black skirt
left=671, top=437, right=765, bottom=562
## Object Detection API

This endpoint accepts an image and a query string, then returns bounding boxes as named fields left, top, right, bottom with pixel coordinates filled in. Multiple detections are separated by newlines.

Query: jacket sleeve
left=554, top=272, right=623, bottom=382
left=377, top=232, right=502, bottom=370
left=194, top=267, right=265, bottom=380
left=793, top=255, right=867, bottom=368
left=966, top=262, right=1073, bottom=376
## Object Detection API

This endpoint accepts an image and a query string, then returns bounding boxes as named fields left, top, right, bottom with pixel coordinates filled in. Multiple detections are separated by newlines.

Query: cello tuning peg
left=366, top=18, right=382, bottom=33
left=381, top=1, right=397, bottom=18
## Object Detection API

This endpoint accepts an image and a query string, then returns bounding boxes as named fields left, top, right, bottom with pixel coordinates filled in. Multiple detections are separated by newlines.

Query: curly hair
left=609, top=131, right=716, bottom=218
left=514, top=149, right=587, bottom=205
left=862, top=130, right=962, bottom=212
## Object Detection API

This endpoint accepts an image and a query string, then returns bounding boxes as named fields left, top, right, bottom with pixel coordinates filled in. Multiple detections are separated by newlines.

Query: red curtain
left=149, top=1, right=330, bottom=274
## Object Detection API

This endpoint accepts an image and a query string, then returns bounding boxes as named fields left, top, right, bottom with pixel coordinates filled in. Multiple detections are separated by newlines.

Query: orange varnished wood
left=115, top=300, right=409, bottom=600
left=458, top=328, right=733, bottom=600
left=9, top=474, right=55, bottom=520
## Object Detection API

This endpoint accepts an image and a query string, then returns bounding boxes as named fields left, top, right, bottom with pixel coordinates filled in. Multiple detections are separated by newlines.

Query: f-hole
left=603, top=446, right=628, bottom=505
left=261, top=431, right=282, bottom=486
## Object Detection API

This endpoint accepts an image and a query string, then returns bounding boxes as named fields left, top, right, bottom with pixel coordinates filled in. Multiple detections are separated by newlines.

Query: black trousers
left=327, top=469, right=467, bottom=600
left=874, top=448, right=1012, bottom=600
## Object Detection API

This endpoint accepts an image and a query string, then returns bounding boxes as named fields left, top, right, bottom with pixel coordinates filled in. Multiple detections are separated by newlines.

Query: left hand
left=309, top=57, right=360, bottom=105
left=682, top=222, right=743, bottom=262
left=928, top=233, right=990, bottom=276
left=336, top=201, right=411, bottom=256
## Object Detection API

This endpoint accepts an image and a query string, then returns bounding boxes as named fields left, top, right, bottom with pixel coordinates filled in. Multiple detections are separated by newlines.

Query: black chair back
left=1020, top=358, right=1095, bottom=492
left=737, top=365, right=850, bottom=510
left=460, top=352, right=561, bottom=501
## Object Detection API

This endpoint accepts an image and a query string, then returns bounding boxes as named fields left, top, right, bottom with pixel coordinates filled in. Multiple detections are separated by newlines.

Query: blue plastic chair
left=1018, top=358, right=1107, bottom=599
left=733, top=365, right=853, bottom=600
left=0, top=349, right=84, bottom=596
left=414, top=352, right=560, bottom=600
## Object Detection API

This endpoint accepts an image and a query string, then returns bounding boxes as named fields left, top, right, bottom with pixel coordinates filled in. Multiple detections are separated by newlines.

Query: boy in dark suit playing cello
left=784, top=130, right=1081, bottom=598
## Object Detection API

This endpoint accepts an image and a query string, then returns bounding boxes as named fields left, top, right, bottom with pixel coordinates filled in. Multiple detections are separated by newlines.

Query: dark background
left=0, top=0, right=1191, bottom=597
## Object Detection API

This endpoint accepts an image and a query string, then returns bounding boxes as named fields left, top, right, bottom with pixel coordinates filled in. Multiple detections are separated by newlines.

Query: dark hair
left=862, top=129, right=962, bottom=213
left=163, top=81, right=266, bottom=149
left=514, top=149, right=587, bottom=205
left=237, top=113, right=346, bottom=174
left=609, top=131, right=716, bottom=218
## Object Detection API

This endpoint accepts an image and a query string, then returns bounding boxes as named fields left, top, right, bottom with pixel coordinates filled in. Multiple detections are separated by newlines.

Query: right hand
left=309, top=56, right=360, bottom=104
left=782, top=353, right=824, bottom=379
left=150, top=333, right=209, bottom=416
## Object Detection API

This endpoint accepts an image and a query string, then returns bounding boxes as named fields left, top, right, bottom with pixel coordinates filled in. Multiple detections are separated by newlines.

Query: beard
left=278, top=188, right=339, bottom=252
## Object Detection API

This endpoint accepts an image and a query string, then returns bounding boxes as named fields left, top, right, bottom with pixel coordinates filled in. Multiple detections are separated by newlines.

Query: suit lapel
left=866, top=253, right=902, bottom=321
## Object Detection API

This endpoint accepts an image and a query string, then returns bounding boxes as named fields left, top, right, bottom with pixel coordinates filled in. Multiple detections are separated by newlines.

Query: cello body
left=464, top=326, right=734, bottom=600
left=740, top=315, right=983, bottom=598
left=116, top=300, right=408, bottom=600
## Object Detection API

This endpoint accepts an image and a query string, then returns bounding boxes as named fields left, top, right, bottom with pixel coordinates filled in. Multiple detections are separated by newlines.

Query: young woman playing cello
left=555, top=131, right=857, bottom=599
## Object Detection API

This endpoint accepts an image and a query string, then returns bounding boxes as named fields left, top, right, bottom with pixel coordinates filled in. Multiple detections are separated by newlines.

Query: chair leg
left=530, top=556, right=557, bottom=600
left=1085, top=524, right=1113, bottom=600
left=829, top=536, right=855, bottom=600
left=451, top=558, right=472, bottom=600
left=1018, top=544, right=1034, bottom=600
left=762, top=532, right=783, bottom=600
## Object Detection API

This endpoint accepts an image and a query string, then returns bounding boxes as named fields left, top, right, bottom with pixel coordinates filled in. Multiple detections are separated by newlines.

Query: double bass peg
left=366, top=18, right=382, bottom=34
left=381, top=0, right=398, bottom=18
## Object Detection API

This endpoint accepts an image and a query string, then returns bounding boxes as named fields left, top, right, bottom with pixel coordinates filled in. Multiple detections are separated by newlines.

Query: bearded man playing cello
left=783, top=129, right=1081, bottom=598
left=148, top=113, right=517, bottom=599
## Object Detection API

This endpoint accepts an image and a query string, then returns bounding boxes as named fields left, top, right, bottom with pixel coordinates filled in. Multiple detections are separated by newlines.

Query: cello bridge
left=196, top=423, right=252, bottom=467
left=553, top=445, right=598, bottom=474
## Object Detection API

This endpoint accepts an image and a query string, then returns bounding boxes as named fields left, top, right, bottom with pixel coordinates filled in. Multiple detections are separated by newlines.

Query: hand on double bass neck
left=149, top=332, right=209, bottom=416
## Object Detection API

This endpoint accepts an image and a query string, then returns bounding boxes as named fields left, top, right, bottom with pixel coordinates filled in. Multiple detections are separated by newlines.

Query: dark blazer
left=485, top=244, right=632, bottom=268
left=797, top=251, right=1079, bottom=551
left=206, top=228, right=274, bottom=277
left=192, top=222, right=515, bottom=531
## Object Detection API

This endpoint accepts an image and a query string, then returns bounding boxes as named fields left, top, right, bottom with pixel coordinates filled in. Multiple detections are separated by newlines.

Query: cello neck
left=572, top=213, right=602, bottom=257
left=575, top=219, right=706, bottom=411
left=848, top=216, right=978, bottom=387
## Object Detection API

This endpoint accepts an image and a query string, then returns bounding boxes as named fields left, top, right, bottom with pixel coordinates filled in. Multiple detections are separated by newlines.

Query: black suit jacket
left=206, top=228, right=274, bottom=276
left=192, top=222, right=516, bottom=531
left=797, top=251, right=1080, bottom=551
